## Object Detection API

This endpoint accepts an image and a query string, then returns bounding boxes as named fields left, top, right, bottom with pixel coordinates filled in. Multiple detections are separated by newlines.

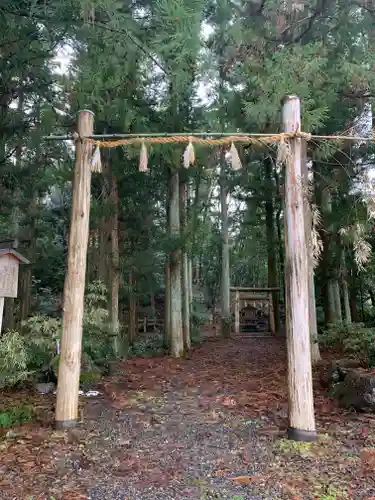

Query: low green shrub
left=190, top=308, right=210, bottom=344
left=320, top=322, right=375, bottom=365
left=80, top=370, right=101, bottom=390
left=128, top=333, right=164, bottom=357
left=22, top=315, right=61, bottom=372
left=0, top=281, right=113, bottom=389
left=82, top=281, right=114, bottom=362
left=0, top=405, right=34, bottom=428
left=0, top=330, right=30, bottom=389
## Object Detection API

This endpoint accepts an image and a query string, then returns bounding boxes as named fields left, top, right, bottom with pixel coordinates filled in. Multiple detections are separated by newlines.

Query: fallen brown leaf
left=230, top=475, right=253, bottom=485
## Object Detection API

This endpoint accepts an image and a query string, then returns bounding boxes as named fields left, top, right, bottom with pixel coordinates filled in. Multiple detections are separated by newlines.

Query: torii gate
left=45, top=96, right=318, bottom=443
left=230, top=287, right=280, bottom=335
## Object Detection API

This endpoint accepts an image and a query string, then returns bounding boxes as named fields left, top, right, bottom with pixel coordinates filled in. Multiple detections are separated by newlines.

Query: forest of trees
left=1, top=0, right=375, bottom=388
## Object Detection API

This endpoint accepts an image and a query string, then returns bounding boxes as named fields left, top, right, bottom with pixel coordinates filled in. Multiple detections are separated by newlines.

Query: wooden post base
left=0, top=296, right=4, bottom=334
left=55, top=419, right=78, bottom=430
left=287, top=427, right=317, bottom=442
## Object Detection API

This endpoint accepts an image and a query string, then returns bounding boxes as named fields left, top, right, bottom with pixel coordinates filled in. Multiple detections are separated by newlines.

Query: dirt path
left=1, top=337, right=375, bottom=499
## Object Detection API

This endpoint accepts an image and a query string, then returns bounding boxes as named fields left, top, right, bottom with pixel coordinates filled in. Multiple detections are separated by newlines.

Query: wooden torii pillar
left=282, top=95, right=317, bottom=442
left=55, top=110, right=94, bottom=429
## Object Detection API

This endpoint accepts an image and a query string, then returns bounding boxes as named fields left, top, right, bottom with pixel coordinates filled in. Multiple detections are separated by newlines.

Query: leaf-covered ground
left=1, top=336, right=375, bottom=499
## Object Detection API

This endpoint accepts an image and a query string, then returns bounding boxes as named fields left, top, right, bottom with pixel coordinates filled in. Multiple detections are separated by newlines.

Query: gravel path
left=2, top=336, right=375, bottom=499
left=85, top=388, right=281, bottom=499
left=82, top=337, right=284, bottom=499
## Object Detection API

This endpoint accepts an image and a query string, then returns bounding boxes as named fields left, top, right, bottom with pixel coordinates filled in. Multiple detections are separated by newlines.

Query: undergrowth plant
left=0, top=405, right=34, bottom=428
left=274, top=438, right=313, bottom=454
left=128, top=333, right=165, bottom=357
left=0, top=331, right=30, bottom=388
left=320, top=322, right=375, bottom=366
left=313, top=484, right=348, bottom=500
left=82, top=281, right=113, bottom=364
left=190, top=308, right=210, bottom=343
left=22, top=315, right=61, bottom=372
left=0, top=281, right=112, bottom=388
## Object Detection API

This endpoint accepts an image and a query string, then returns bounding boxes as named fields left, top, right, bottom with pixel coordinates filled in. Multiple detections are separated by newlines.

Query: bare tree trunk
left=128, top=273, right=137, bottom=345
left=185, top=181, right=194, bottom=308
left=98, top=179, right=109, bottom=287
left=342, top=280, right=352, bottom=323
left=5, top=91, right=24, bottom=330
left=150, top=290, right=156, bottom=332
left=164, top=261, right=171, bottom=347
left=101, top=152, right=121, bottom=353
left=109, top=170, right=120, bottom=355
left=350, top=289, right=359, bottom=321
left=19, top=104, right=43, bottom=323
left=169, top=169, right=184, bottom=357
left=19, top=134, right=39, bottom=324
left=19, top=269, right=31, bottom=322
left=164, top=178, right=171, bottom=348
left=327, top=281, right=337, bottom=323
left=332, top=279, right=342, bottom=322
left=274, top=168, right=285, bottom=304
left=179, top=181, right=191, bottom=351
left=19, top=231, right=36, bottom=323
left=220, top=153, right=231, bottom=338
left=98, top=216, right=109, bottom=285
left=188, top=258, right=193, bottom=305
left=341, top=250, right=351, bottom=324
left=360, top=276, right=365, bottom=322
left=182, top=254, right=191, bottom=349
left=309, top=279, right=321, bottom=359
left=349, top=261, right=359, bottom=322
left=321, top=187, right=337, bottom=324
left=301, top=141, right=321, bottom=364
left=3, top=299, right=14, bottom=331
left=234, top=290, right=240, bottom=334
left=264, top=157, right=280, bottom=334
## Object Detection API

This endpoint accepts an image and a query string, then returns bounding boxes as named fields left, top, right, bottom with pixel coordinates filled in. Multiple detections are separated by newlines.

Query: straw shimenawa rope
left=86, top=132, right=314, bottom=148
left=86, top=133, right=310, bottom=172
left=80, top=130, right=373, bottom=172
left=84, top=129, right=375, bottom=148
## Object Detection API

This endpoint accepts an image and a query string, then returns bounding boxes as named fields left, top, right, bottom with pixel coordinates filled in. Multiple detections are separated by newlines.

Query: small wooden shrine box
left=0, top=248, right=30, bottom=298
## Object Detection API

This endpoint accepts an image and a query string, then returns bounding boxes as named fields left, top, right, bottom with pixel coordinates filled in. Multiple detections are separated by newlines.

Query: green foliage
left=0, top=331, right=30, bottom=389
left=221, top=315, right=232, bottom=339
left=190, top=308, right=209, bottom=344
left=22, top=282, right=112, bottom=371
left=128, top=334, right=165, bottom=357
left=199, top=225, right=222, bottom=309
left=22, top=315, right=61, bottom=371
left=243, top=43, right=333, bottom=131
left=84, top=280, right=107, bottom=309
left=321, top=322, right=375, bottom=365
left=0, top=405, right=34, bottom=429
left=79, top=370, right=101, bottom=390
left=0, top=282, right=112, bottom=388
left=313, top=484, right=348, bottom=500
left=274, top=438, right=313, bottom=455
left=82, top=281, right=113, bottom=364
left=201, top=493, right=244, bottom=500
